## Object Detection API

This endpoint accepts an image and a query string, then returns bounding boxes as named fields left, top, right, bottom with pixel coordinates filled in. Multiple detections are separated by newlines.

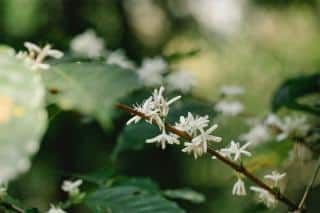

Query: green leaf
left=272, top=73, right=320, bottom=116
left=163, top=49, right=201, bottom=63
left=113, top=97, right=215, bottom=158
left=113, top=177, right=160, bottom=192
left=0, top=47, right=47, bottom=181
left=84, top=185, right=185, bottom=213
left=43, top=62, right=142, bottom=129
left=70, top=168, right=117, bottom=185
left=163, top=188, right=205, bottom=204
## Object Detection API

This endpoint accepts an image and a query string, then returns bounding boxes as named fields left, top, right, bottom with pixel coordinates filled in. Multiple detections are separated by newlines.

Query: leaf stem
left=298, top=156, right=320, bottom=210
left=115, top=103, right=300, bottom=211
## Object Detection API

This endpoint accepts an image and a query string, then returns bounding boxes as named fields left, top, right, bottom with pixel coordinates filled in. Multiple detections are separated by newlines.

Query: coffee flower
left=146, top=129, right=180, bottom=149
left=47, top=205, right=66, bottom=213
left=218, top=140, right=251, bottom=161
left=183, top=124, right=222, bottom=159
left=62, top=179, right=83, bottom=195
left=265, top=114, right=309, bottom=141
left=264, top=171, right=286, bottom=187
left=175, top=113, right=209, bottom=136
left=232, top=178, right=246, bottom=196
left=250, top=186, right=277, bottom=208
left=18, top=42, right=63, bottom=70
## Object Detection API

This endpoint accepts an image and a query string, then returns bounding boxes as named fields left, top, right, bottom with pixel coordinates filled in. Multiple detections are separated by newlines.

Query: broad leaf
left=84, top=185, right=185, bottom=213
left=272, top=73, right=320, bottom=116
left=163, top=188, right=205, bottom=204
left=0, top=46, right=47, bottom=181
left=43, top=62, right=142, bottom=129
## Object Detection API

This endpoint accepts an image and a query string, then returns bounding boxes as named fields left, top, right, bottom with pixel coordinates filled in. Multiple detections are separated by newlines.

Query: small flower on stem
left=183, top=124, right=222, bottom=159
left=217, top=140, right=251, bottom=161
left=18, top=42, right=63, bottom=70
left=62, top=179, right=83, bottom=196
left=47, top=205, right=66, bottom=213
left=264, top=171, right=286, bottom=187
left=232, top=177, right=246, bottom=196
left=175, top=112, right=209, bottom=136
left=146, top=129, right=180, bottom=149
left=250, top=186, right=277, bottom=208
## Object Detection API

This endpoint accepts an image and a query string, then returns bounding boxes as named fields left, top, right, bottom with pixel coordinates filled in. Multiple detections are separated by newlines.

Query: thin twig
left=298, top=156, right=320, bottom=210
left=115, top=103, right=300, bottom=211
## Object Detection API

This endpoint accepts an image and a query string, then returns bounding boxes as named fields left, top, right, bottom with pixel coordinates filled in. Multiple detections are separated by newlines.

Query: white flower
left=239, top=124, right=270, bottom=146
left=250, top=186, right=277, bottom=208
left=137, top=57, right=167, bottom=86
left=70, top=29, right=105, bottom=58
left=220, top=85, right=245, bottom=96
left=218, top=140, right=251, bottom=161
left=126, top=97, right=157, bottom=125
left=175, top=112, right=209, bottom=136
left=18, top=42, right=63, bottom=70
left=265, top=114, right=309, bottom=141
left=106, top=50, right=135, bottom=69
left=215, top=100, right=244, bottom=116
left=264, top=171, right=286, bottom=187
left=182, top=141, right=206, bottom=159
left=126, top=86, right=180, bottom=130
left=62, top=179, right=83, bottom=194
left=146, top=129, right=180, bottom=149
left=47, top=205, right=66, bottom=213
left=166, top=70, right=195, bottom=93
left=183, top=124, right=222, bottom=159
left=151, top=86, right=181, bottom=118
left=232, top=178, right=246, bottom=196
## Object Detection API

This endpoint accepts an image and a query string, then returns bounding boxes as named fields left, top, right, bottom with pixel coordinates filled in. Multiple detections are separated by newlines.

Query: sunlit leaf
left=43, top=62, right=142, bottom=129
left=0, top=46, right=47, bottom=181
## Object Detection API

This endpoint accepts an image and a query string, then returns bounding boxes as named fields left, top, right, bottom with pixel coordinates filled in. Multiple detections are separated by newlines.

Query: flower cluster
left=127, top=86, right=221, bottom=158
left=17, top=42, right=64, bottom=70
left=265, top=114, right=309, bottom=141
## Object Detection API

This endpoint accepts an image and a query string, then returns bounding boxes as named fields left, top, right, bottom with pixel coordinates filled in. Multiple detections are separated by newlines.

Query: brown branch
left=115, top=103, right=300, bottom=211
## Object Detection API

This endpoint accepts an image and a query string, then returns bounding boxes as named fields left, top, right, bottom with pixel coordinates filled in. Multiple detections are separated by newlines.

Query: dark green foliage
left=272, top=73, right=320, bottom=116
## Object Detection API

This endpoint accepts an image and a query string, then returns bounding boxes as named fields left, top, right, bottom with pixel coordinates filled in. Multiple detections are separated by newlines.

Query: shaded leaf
left=163, top=188, right=205, bottom=204
left=84, top=185, right=185, bottom=213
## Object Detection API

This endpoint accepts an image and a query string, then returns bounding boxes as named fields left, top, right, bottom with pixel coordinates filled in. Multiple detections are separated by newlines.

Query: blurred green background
left=1, top=0, right=320, bottom=212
